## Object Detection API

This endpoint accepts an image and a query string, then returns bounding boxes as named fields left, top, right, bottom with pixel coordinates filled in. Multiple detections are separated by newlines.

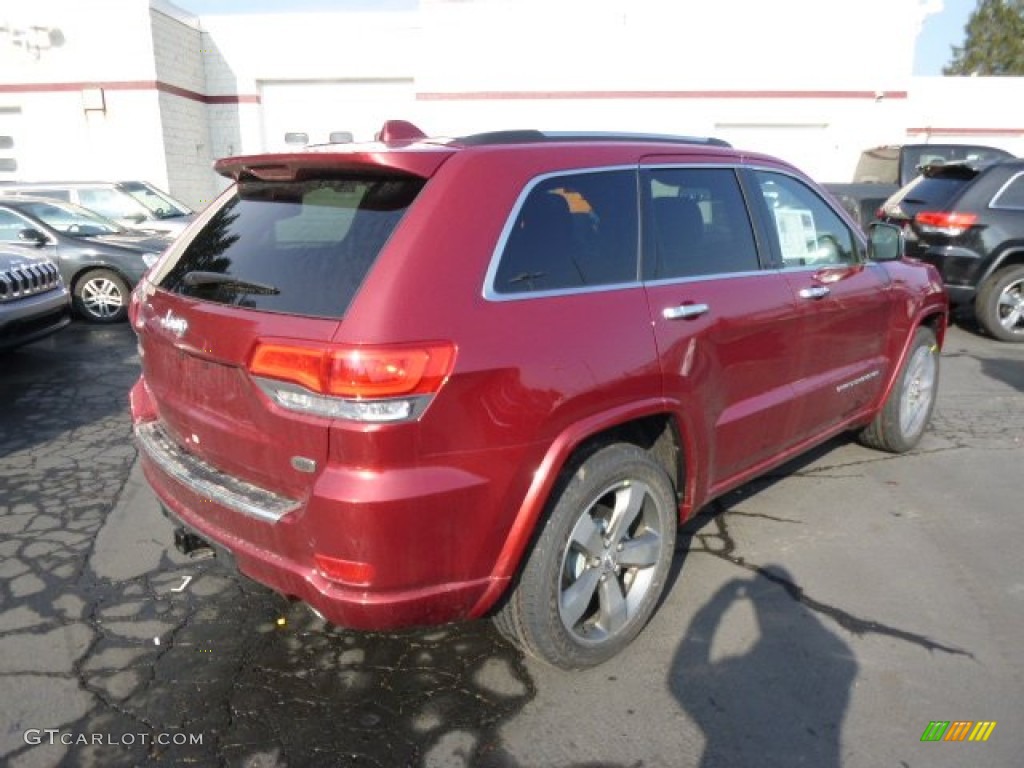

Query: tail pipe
left=173, top=526, right=215, bottom=560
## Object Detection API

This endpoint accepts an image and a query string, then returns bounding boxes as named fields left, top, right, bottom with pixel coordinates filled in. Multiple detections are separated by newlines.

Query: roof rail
left=455, top=130, right=731, bottom=148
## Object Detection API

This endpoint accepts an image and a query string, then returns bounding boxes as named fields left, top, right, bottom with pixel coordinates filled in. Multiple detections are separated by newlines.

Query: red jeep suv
left=130, top=121, right=947, bottom=669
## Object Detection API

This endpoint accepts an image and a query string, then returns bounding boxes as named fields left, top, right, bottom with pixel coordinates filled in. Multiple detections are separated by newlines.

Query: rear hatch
left=134, top=150, right=447, bottom=501
left=878, top=163, right=980, bottom=255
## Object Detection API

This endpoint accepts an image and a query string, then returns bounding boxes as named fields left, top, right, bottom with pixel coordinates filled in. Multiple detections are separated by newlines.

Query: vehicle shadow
left=947, top=303, right=1001, bottom=345
left=979, top=355, right=1024, bottom=393
left=666, top=561, right=857, bottom=768
left=659, top=439, right=861, bottom=767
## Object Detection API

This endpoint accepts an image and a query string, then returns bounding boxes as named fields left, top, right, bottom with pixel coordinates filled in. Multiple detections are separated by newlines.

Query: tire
left=976, top=265, right=1024, bottom=342
left=858, top=326, right=939, bottom=453
left=74, top=269, right=130, bottom=323
left=494, top=443, right=677, bottom=669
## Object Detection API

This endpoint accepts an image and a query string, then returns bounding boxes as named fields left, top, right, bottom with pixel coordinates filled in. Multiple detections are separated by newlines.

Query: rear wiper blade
left=183, top=271, right=280, bottom=295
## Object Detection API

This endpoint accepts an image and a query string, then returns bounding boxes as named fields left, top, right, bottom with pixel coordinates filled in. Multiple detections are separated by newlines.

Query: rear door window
left=642, top=167, right=760, bottom=280
left=157, top=176, right=423, bottom=319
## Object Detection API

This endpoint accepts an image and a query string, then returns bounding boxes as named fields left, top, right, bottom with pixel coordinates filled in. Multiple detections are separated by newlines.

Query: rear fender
left=467, top=397, right=684, bottom=617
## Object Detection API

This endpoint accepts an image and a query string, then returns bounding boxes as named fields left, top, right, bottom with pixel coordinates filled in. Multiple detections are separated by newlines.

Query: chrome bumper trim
left=134, top=421, right=299, bottom=524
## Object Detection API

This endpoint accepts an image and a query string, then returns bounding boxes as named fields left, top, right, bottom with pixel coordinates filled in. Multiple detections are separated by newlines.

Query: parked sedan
left=0, top=196, right=169, bottom=322
left=0, top=180, right=195, bottom=236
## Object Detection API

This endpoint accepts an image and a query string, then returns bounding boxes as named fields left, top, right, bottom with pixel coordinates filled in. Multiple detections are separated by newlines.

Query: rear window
left=889, top=173, right=974, bottom=216
left=158, top=176, right=423, bottom=319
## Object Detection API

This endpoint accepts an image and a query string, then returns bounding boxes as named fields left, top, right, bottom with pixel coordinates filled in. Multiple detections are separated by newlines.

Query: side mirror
left=867, top=222, right=904, bottom=262
left=18, top=228, right=48, bottom=246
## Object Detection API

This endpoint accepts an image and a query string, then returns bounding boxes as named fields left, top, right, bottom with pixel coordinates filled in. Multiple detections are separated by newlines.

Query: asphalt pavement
left=0, top=318, right=1021, bottom=768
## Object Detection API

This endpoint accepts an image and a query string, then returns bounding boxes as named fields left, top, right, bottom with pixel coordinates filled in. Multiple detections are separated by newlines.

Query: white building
left=1, top=0, right=1022, bottom=208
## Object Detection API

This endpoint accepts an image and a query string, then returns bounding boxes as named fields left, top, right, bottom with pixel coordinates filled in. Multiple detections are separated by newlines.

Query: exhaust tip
left=173, top=526, right=215, bottom=560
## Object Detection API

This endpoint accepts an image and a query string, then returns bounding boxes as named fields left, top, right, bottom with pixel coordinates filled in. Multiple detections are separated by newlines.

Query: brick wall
left=150, top=4, right=216, bottom=208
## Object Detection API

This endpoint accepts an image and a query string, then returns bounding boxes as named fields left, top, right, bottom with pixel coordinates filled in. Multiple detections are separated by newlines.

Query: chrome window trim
left=482, top=165, right=640, bottom=302
left=989, top=170, right=1024, bottom=210
left=483, top=280, right=644, bottom=302
left=482, top=162, right=793, bottom=301
left=641, top=268, right=771, bottom=288
left=776, top=263, right=855, bottom=274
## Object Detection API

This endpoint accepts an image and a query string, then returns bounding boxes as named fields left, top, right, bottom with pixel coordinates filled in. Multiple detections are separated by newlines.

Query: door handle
left=798, top=286, right=830, bottom=300
left=662, top=303, right=710, bottom=320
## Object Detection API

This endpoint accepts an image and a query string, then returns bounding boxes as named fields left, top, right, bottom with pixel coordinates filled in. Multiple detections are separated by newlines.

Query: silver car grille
left=0, top=261, right=62, bottom=302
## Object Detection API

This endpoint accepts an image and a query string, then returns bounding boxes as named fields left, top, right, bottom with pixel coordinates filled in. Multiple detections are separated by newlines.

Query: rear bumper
left=149, top=478, right=496, bottom=629
left=133, top=412, right=507, bottom=630
left=910, top=244, right=983, bottom=305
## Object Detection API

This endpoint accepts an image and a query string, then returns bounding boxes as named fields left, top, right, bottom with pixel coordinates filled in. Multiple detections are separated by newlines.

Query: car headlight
left=142, top=252, right=160, bottom=268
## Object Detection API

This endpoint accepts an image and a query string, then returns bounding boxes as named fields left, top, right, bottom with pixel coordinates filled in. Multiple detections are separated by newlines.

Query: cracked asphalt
left=1, top=319, right=1021, bottom=768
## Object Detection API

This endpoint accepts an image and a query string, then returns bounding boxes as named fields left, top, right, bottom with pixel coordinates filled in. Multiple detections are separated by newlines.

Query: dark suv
left=878, top=159, right=1024, bottom=341
left=130, top=121, right=947, bottom=669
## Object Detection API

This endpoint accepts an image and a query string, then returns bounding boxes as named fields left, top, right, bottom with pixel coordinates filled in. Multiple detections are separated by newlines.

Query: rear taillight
left=248, top=341, right=456, bottom=422
left=914, top=211, right=978, bottom=237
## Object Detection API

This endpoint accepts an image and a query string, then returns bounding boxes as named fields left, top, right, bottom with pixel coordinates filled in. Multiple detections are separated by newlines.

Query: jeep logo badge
left=159, top=310, right=188, bottom=338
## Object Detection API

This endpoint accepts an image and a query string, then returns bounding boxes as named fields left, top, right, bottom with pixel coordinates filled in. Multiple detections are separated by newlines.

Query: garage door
left=259, top=80, right=415, bottom=150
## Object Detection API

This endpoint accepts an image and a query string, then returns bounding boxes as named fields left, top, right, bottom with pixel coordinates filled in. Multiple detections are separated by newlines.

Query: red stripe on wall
left=416, top=89, right=910, bottom=101
left=0, top=80, right=260, bottom=105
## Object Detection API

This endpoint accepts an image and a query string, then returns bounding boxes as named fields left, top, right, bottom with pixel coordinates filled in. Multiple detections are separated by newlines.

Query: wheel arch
left=69, top=263, right=134, bottom=293
left=872, top=308, right=945, bottom=417
left=977, top=246, right=1024, bottom=290
left=471, top=402, right=691, bottom=618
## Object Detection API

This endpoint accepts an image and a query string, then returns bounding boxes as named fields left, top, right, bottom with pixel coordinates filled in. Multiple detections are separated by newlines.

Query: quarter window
left=642, top=167, right=759, bottom=280
left=754, top=172, right=858, bottom=267
left=991, top=172, right=1024, bottom=209
left=492, top=170, right=637, bottom=294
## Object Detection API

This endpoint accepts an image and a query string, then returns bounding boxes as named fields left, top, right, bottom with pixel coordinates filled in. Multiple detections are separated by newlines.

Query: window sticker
left=773, top=208, right=817, bottom=262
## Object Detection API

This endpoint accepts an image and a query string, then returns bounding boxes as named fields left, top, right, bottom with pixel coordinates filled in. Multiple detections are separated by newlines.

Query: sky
left=913, top=0, right=976, bottom=74
left=179, top=0, right=977, bottom=77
